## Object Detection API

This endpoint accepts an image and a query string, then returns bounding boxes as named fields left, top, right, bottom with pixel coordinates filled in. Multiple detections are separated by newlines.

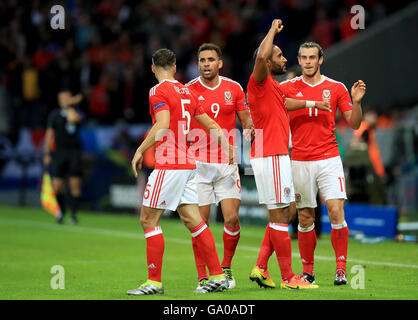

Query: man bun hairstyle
left=298, top=42, right=324, bottom=59
left=152, top=48, right=176, bottom=69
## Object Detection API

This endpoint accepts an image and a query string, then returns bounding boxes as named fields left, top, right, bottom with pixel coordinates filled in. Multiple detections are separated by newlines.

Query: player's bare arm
left=194, top=112, right=236, bottom=164
left=131, top=110, right=170, bottom=177
left=285, top=98, right=331, bottom=112
left=253, top=19, right=284, bottom=82
left=344, top=80, right=366, bottom=129
left=237, top=109, right=255, bottom=141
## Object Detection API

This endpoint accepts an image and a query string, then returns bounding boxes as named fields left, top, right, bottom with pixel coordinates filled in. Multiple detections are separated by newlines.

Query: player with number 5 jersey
left=128, top=48, right=235, bottom=296
left=279, top=42, right=366, bottom=286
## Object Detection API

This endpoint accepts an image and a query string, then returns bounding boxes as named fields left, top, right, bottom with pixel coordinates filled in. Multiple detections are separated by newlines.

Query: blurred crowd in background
left=0, top=0, right=416, bottom=213
left=0, top=0, right=412, bottom=135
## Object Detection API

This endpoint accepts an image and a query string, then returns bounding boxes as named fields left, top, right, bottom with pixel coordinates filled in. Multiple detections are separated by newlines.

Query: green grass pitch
left=0, top=204, right=417, bottom=300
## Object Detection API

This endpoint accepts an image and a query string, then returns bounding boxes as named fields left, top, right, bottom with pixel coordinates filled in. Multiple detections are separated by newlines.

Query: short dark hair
left=152, top=48, right=176, bottom=68
left=253, top=45, right=277, bottom=61
left=298, top=42, right=324, bottom=59
left=198, top=43, right=222, bottom=59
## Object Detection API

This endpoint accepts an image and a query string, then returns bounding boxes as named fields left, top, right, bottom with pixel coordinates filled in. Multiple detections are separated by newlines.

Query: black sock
left=56, top=194, right=66, bottom=216
left=69, top=195, right=81, bottom=217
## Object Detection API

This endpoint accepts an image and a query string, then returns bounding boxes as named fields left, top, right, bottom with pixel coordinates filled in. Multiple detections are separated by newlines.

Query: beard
left=271, top=62, right=286, bottom=76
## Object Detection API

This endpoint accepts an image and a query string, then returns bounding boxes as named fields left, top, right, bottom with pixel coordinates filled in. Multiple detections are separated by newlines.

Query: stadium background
left=0, top=0, right=417, bottom=239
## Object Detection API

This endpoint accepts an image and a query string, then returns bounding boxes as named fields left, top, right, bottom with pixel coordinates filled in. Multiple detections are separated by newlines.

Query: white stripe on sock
left=331, top=221, right=348, bottom=230
left=224, top=226, right=240, bottom=236
left=191, top=224, right=207, bottom=238
left=144, top=226, right=163, bottom=238
left=298, top=223, right=315, bottom=233
left=269, top=223, right=288, bottom=232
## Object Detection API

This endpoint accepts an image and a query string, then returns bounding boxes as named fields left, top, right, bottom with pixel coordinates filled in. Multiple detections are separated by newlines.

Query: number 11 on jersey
left=338, top=177, right=345, bottom=192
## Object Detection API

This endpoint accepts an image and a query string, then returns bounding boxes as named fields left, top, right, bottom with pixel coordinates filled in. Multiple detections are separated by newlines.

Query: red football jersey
left=149, top=79, right=204, bottom=169
left=280, top=75, right=353, bottom=161
left=187, top=76, right=247, bottom=163
left=246, top=73, right=289, bottom=158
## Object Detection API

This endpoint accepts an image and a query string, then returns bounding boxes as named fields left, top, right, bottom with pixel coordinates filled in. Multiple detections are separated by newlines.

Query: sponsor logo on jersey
left=296, top=92, right=303, bottom=97
left=198, top=95, right=205, bottom=101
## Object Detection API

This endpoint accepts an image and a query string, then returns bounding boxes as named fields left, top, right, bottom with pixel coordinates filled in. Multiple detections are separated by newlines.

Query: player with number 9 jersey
left=187, top=76, right=247, bottom=163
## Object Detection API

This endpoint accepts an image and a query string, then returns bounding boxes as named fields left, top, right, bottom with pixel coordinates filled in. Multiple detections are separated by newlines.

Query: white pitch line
left=1, top=218, right=418, bottom=270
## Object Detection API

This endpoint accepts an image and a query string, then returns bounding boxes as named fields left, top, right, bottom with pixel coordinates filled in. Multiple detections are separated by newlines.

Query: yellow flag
left=40, top=172, right=61, bottom=217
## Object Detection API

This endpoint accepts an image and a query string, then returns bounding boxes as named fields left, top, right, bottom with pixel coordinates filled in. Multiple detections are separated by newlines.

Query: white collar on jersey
left=198, top=76, right=223, bottom=90
left=301, top=75, right=326, bottom=87
left=159, top=79, right=179, bottom=84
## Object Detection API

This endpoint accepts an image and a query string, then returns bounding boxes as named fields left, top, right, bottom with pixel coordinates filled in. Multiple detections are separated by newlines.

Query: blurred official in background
left=43, top=91, right=84, bottom=224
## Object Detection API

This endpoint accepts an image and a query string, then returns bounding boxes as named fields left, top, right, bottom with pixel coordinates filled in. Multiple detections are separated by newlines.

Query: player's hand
left=351, top=80, right=366, bottom=103
left=243, top=128, right=255, bottom=142
left=131, top=149, right=143, bottom=178
left=43, top=154, right=51, bottom=167
left=228, top=144, right=237, bottom=165
left=271, top=19, right=284, bottom=34
left=315, top=101, right=332, bottom=112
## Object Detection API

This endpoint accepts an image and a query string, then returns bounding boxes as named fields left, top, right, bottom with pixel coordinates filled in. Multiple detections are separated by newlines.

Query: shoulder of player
left=149, top=79, right=184, bottom=97
left=279, top=76, right=302, bottom=86
left=220, top=76, right=244, bottom=91
left=323, top=76, right=349, bottom=92
left=48, top=108, right=62, bottom=120
left=185, top=77, right=200, bottom=88
left=149, top=81, right=167, bottom=97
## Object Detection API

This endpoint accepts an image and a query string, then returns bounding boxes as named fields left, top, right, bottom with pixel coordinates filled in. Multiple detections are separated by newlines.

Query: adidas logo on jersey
left=198, top=96, right=205, bottom=101
left=296, top=92, right=304, bottom=97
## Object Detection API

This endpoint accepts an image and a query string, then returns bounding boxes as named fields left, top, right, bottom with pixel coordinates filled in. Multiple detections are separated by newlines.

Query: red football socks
left=298, top=223, right=317, bottom=275
left=221, top=224, right=241, bottom=268
left=190, top=221, right=223, bottom=276
left=269, top=223, right=295, bottom=282
left=144, top=226, right=165, bottom=283
left=256, top=224, right=274, bottom=271
left=331, top=221, right=349, bottom=272
left=192, top=235, right=208, bottom=280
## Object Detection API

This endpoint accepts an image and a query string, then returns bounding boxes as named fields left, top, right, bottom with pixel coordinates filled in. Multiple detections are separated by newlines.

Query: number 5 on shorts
left=144, top=184, right=151, bottom=200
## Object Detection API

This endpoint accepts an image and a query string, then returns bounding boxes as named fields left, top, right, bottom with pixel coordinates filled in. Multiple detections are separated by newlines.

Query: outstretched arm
left=285, top=98, right=331, bottom=112
left=253, top=19, right=284, bottom=82
left=194, top=113, right=236, bottom=164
